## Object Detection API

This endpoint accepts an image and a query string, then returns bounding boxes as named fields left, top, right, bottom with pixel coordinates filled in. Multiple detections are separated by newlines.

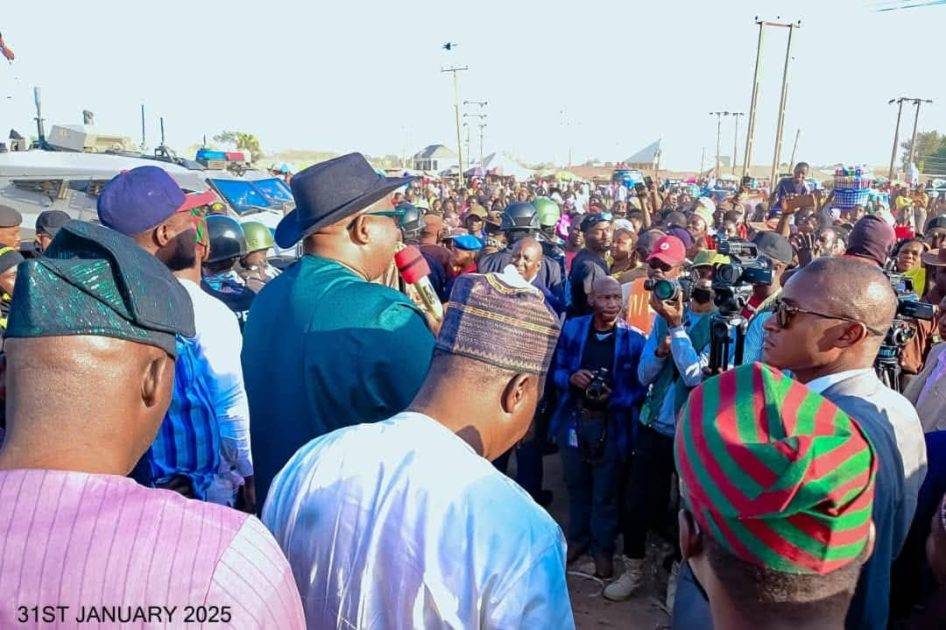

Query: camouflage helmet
left=500, top=201, right=540, bottom=233
left=241, top=221, right=275, bottom=254
left=533, top=197, right=561, bottom=227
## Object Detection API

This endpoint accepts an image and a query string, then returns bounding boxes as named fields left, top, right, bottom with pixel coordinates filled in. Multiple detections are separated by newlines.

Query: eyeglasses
left=773, top=299, right=885, bottom=336
left=364, top=209, right=405, bottom=219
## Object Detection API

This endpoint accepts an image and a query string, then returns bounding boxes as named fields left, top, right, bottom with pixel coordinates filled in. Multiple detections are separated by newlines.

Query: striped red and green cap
left=675, top=362, right=877, bottom=575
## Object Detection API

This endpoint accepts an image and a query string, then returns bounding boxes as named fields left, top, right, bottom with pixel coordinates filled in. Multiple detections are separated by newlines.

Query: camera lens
left=653, top=279, right=677, bottom=301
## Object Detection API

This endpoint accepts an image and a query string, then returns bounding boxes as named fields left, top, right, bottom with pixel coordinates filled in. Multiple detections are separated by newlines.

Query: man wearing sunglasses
left=243, top=154, right=435, bottom=506
left=674, top=255, right=927, bottom=630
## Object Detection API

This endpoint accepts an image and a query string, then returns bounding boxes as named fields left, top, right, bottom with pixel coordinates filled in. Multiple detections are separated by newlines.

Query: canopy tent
left=465, top=152, right=533, bottom=180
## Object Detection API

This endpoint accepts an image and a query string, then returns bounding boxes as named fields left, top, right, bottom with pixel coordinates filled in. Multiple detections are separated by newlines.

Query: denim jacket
left=549, top=315, right=647, bottom=455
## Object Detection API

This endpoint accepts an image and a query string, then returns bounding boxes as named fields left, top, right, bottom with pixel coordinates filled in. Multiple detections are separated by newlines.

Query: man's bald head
left=512, top=237, right=543, bottom=282
left=513, top=236, right=543, bottom=259
left=590, top=275, right=622, bottom=324
left=763, top=255, right=896, bottom=381
left=592, top=275, right=621, bottom=296
left=790, top=256, right=897, bottom=334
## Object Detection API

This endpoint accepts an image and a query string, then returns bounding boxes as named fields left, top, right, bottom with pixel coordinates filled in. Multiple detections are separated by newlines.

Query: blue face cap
left=97, top=166, right=186, bottom=237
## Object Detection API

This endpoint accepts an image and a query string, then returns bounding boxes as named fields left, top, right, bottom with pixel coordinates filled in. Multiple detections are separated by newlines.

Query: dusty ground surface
left=509, top=453, right=671, bottom=629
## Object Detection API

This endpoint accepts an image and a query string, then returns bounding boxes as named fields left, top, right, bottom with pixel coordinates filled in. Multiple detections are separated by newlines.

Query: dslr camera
left=644, top=276, right=693, bottom=302
left=584, top=368, right=612, bottom=404
left=711, top=238, right=773, bottom=314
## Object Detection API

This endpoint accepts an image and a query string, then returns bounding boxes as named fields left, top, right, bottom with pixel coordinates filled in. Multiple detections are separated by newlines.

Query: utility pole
left=441, top=65, right=468, bottom=187
left=770, top=20, right=800, bottom=193
left=908, top=97, right=934, bottom=169
left=140, top=104, right=146, bottom=151
left=710, top=111, right=729, bottom=178
left=888, top=98, right=907, bottom=179
left=743, top=19, right=766, bottom=180
left=788, top=129, right=801, bottom=170
left=478, top=122, right=487, bottom=164
left=730, top=112, right=745, bottom=175
left=463, top=122, right=471, bottom=168
left=700, top=146, right=706, bottom=176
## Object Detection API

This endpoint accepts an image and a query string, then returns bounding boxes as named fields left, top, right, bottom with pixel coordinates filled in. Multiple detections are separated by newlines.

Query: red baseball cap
left=647, top=235, right=686, bottom=266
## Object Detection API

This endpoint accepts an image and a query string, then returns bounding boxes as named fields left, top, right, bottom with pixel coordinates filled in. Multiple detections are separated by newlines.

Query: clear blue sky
left=0, top=0, right=941, bottom=169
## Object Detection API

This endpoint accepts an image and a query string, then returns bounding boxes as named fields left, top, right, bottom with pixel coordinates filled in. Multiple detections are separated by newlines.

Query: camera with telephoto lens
left=644, top=276, right=693, bottom=302
left=584, top=368, right=611, bottom=404
left=711, top=237, right=774, bottom=314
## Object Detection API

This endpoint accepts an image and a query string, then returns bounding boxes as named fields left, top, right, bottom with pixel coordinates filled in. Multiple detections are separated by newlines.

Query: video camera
left=875, top=272, right=935, bottom=391
left=712, top=238, right=774, bottom=315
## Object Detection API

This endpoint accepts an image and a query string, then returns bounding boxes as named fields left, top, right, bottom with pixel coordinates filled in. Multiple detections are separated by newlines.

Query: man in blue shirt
left=549, top=276, right=646, bottom=578
left=242, top=154, right=435, bottom=506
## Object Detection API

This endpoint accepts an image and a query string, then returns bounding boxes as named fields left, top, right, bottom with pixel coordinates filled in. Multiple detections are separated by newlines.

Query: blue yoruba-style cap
left=97, top=166, right=186, bottom=237
left=451, top=234, right=484, bottom=251
left=6, top=220, right=195, bottom=356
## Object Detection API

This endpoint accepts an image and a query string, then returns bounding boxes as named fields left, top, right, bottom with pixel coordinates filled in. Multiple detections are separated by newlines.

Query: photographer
left=738, top=232, right=794, bottom=364
left=605, top=235, right=714, bottom=602
left=550, top=277, right=647, bottom=579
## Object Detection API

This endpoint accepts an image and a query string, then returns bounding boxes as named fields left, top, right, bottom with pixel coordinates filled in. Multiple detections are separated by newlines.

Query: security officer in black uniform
left=201, top=215, right=256, bottom=326
left=477, top=201, right=564, bottom=301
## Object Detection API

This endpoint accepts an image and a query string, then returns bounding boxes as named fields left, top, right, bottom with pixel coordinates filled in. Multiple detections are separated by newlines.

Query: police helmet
left=396, top=203, right=427, bottom=240
left=500, top=201, right=541, bottom=233
left=533, top=197, right=561, bottom=227
left=206, top=215, right=247, bottom=263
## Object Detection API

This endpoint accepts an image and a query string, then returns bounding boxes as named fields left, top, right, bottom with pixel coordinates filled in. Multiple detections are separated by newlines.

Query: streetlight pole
left=441, top=65, right=468, bottom=187
left=730, top=112, right=744, bottom=175
left=710, top=111, right=729, bottom=177
left=462, top=112, right=487, bottom=165
left=770, top=20, right=800, bottom=193
left=888, top=97, right=907, bottom=179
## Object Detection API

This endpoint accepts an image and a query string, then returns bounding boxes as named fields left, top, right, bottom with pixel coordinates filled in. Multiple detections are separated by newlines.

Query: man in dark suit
left=672, top=256, right=926, bottom=630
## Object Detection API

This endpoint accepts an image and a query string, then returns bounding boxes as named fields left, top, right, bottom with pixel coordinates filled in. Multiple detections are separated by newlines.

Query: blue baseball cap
left=97, top=166, right=186, bottom=237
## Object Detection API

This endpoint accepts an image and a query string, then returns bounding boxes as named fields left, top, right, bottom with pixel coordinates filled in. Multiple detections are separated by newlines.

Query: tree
left=900, top=130, right=945, bottom=167
left=213, top=131, right=263, bottom=162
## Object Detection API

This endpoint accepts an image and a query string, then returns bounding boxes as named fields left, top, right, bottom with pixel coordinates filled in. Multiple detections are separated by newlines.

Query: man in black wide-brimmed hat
left=242, top=153, right=435, bottom=505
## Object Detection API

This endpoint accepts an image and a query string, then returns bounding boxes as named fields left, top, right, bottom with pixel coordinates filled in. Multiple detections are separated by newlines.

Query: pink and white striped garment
left=0, top=469, right=304, bottom=628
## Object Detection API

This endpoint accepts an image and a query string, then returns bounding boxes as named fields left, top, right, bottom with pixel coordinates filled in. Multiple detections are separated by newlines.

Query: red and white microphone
left=394, top=244, right=444, bottom=323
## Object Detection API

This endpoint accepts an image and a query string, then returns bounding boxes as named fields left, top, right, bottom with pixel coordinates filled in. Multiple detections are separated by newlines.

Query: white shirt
left=263, top=412, right=574, bottom=630
left=179, top=280, right=253, bottom=485
left=804, top=368, right=874, bottom=395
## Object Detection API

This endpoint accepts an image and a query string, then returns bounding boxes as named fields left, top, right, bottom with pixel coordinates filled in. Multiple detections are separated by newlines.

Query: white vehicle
left=0, top=148, right=292, bottom=251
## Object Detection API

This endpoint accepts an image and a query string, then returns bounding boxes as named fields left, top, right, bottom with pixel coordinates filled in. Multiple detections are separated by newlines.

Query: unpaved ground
left=510, top=454, right=671, bottom=629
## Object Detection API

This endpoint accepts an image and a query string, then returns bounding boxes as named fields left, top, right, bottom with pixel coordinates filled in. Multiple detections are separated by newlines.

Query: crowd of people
left=0, top=150, right=945, bottom=629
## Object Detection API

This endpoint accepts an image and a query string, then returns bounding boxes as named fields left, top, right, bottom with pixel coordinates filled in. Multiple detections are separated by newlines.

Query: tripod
left=708, top=312, right=748, bottom=374
left=874, top=344, right=903, bottom=394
